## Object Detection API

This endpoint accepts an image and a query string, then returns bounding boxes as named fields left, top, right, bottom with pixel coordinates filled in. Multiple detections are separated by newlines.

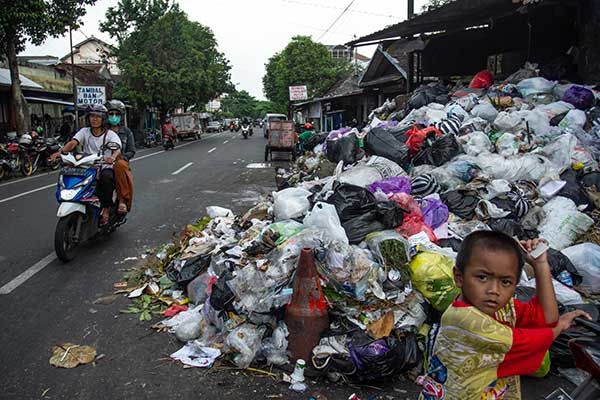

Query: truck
left=171, top=113, right=201, bottom=140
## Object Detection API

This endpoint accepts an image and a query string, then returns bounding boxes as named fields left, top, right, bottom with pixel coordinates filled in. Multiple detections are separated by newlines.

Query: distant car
left=206, top=121, right=223, bottom=133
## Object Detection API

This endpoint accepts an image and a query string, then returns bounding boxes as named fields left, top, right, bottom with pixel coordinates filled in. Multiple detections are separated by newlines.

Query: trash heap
left=125, top=66, right=600, bottom=387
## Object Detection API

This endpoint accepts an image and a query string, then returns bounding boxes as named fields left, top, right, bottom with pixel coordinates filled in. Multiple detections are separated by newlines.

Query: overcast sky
left=25, top=0, right=428, bottom=100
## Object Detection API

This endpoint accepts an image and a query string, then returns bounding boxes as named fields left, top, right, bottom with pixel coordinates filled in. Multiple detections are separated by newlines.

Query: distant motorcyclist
left=54, top=104, right=121, bottom=226
left=161, top=117, right=177, bottom=143
left=106, top=99, right=135, bottom=214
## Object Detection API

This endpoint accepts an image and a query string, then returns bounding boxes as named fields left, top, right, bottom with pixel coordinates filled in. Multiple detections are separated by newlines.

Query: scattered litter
left=49, top=343, right=97, bottom=369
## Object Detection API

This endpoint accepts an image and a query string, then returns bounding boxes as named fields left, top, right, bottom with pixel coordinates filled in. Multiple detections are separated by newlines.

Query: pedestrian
left=417, top=230, right=592, bottom=400
left=106, top=99, right=135, bottom=214
left=59, top=114, right=73, bottom=142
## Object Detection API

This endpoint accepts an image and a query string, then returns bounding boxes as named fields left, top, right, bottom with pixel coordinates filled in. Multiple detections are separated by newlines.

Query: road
left=0, top=128, right=575, bottom=399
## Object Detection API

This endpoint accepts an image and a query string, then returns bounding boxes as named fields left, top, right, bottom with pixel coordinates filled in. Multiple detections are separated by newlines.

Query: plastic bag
left=264, top=220, right=305, bottom=246
left=547, top=248, right=583, bottom=287
left=377, top=201, right=405, bottom=228
left=538, top=197, right=594, bottom=250
left=561, top=243, right=600, bottom=294
left=365, top=155, right=407, bottom=179
left=343, top=211, right=386, bottom=244
left=405, top=126, right=442, bottom=155
left=563, top=85, right=595, bottom=110
left=326, top=134, right=361, bottom=165
left=421, top=197, right=449, bottom=229
left=460, top=131, right=493, bottom=156
left=469, top=70, right=494, bottom=89
left=348, top=331, right=420, bottom=383
left=410, top=174, right=442, bottom=198
left=413, top=134, right=460, bottom=167
left=390, top=192, right=436, bottom=241
left=338, top=166, right=383, bottom=188
left=484, top=179, right=511, bottom=200
left=273, top=187, right=312, bottom=221
left=559, top=109, right=587, bottom=130
left=187, top=271, right=218, bottom=305
left=408, top=84, right=450, bottom=110
left=516, top=77, right=557, bottom=97
left=225, top=324, right=266, bottom=368
left=471, top=103, right=498, bottom=122
left=440, top=190, right=480, bottom=220
left=210, top=268, right=237, bottom=312
left=261, top=322, right=289, bottom=366
left=328, top=183, right=377, bottom=222
left=493, top=111, right=525, bottom=132
left=364, top=128, right=410, bottom=166
left=366, top=230, right=410, bottom=272
left=206, top=206, right=233, bottom=218
left=557, top=169, right=593, bottom=211
left=303, top=202, right=349, bottom=245
left=166, top=254, right=211, bottom=287
left=408, top=251, right=459, bottom=312
left=540, top=133, right=577, bottom=172
left=368, top=176, right=411, bottom=196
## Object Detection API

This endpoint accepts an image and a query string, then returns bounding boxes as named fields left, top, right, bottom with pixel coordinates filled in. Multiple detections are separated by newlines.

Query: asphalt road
left=0, top=128, right=575, bottom=399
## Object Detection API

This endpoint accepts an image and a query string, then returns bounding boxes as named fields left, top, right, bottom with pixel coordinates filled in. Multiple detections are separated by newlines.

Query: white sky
left=25, top=0, right=428, bottom=100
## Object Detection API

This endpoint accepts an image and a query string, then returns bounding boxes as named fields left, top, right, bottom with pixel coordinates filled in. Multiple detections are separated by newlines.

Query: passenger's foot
left=100, top=208, right=110, bottom=226
left=117, top=202, right=128, bottom=214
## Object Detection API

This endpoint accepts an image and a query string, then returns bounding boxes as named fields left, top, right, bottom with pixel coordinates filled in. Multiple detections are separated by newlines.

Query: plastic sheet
left=408, top=251, right=459, bottom=312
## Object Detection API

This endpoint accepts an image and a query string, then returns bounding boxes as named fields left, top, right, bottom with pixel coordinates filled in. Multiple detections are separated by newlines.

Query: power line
left=281, top=0, right=400, bottom=19
left=317, top=0, right=355, bottom=41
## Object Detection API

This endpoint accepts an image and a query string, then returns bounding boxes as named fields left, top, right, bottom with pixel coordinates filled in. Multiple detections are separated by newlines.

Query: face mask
left=108, top=115, right=121, bottom=125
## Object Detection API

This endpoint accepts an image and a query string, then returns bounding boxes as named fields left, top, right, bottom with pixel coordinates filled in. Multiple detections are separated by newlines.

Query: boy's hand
left=519, top=238, right=549, bottom=267
left=557, top=310, right=593, bottom=332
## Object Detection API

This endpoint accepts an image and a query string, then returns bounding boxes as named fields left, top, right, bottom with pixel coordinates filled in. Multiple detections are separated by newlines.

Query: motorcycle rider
left=53, top=104, right=121, bottom=226
left=161, top=116, right=177, bottom=145
left=106, top=99, right=135, bottom=214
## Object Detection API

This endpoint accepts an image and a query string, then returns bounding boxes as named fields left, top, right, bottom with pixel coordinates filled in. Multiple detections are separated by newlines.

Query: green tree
left=0, top=0, right=97, bottom=134
left=262, top=35, right=350, bottom=111
left=253, top=100, right=285, bottom=119
left=220, top=90, right=256, bottom=118
left=102, top=4, right=231, bottom=118
left=99, top=0, right=171, bottom=44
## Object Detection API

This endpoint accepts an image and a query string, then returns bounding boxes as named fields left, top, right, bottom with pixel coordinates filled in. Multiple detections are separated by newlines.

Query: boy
left=418, top=230, right=591, bottom=400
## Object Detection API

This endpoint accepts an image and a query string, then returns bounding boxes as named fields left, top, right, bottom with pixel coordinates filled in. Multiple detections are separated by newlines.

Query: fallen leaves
left=49, top=343, right=97, bottom=368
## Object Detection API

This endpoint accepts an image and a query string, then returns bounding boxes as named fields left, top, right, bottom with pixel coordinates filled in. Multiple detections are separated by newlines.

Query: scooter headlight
left=60, top=189, right=80, bottom=201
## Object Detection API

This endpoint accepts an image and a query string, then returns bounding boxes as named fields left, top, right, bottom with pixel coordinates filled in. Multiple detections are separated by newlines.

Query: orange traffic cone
left=285, top=247, right=329, bottom=362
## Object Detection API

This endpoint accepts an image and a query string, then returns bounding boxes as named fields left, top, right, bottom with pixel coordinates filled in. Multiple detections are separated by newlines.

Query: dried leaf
left=49, top=343, right=97, bottom=368
left=366, top=312, right=395, bottom=340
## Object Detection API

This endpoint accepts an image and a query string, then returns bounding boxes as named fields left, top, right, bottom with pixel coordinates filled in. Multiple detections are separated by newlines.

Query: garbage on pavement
left=121, top=66, right=600, bottom=388
left=49, top=343, right=98, bottom=369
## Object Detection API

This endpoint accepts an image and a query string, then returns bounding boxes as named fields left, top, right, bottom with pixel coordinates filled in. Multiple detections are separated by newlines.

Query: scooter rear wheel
left=55, top=214, right=81, bottom=262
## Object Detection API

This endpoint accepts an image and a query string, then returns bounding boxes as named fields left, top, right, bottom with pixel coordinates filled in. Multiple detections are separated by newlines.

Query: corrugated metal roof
left=0, top=68, right=44, bottom=89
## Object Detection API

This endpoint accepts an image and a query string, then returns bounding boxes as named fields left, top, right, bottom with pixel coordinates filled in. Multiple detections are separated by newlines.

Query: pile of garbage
left=124, top=66, right=600, bottom=388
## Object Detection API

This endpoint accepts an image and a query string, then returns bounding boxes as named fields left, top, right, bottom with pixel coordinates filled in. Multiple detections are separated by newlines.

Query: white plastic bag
left=561, top=243, right=600, bottom=294
left=273, top=187, right=312, bottom=221
left=559, top=109, right=587, bottom=130
left=338, top=166, right=382, bottom=188
left=303, top=202, right=349, bottom=244
left=483, top=179, right=511, bottom=200
left=539, top=197, right=594, bottom=250
left=495, top=132, right=520, bottom=157
left=536, top=101, right=574, bottom=119
left=206, top=206, right=234, bottom=218
left=520, top=276, right=583, bottom=305
left=225, top=324, right=266, bottom=368
left=516, top=77, right=557, bottom=97
left=460, top=131, right=493, bottom=156
left=493, top=111, right=525, bottom=132
left=471, top=103, right=499, bottom=123
left=539, top=133, right=577, bottom=172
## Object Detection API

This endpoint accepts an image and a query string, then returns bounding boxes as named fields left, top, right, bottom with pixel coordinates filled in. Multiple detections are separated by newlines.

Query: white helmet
left=19, top=134, right=33, bottom=145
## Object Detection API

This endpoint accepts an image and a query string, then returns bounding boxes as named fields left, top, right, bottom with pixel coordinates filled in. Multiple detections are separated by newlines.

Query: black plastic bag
left=210, top=270, right=236, bottom=312
left=364, top=128, right=410, bottom=167
left=376, top=201, right=405, bottom=229
left=342, top=211, right=385, bottom=244
left=326, top=135, right=360, bottom=165
left=327, top=183, right=377, bottom=222
left=166, top=254, right=211, bottom=287
left=582, top=171, right=600, bottom=190
left=408, top=85, right=450, bottom=110
left=413, top=133, right=460, bottom=167
left=347, top=331, right=421, bottom=382
left=440, top=190, right=480, bottom=220
left=547, top=248, right=583, bottom=287
left=558, top=169, right=594, bottom=211
left=304, top=132, right=328, bottom=151
left=488, top=218, right=538, bottom=240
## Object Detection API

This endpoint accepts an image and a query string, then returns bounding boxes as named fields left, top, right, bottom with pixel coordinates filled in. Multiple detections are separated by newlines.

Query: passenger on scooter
left=54, top=104, right=121, bottom=226
left=106, top=99, right=135, bottom=214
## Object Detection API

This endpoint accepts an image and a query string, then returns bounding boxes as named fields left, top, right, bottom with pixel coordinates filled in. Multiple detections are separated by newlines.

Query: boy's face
left=454, top=248, right=519, bottom=317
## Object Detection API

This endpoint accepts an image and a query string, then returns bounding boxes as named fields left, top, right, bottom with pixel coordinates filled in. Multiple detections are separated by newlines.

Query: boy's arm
left=520, top=239, right=558, bottom=325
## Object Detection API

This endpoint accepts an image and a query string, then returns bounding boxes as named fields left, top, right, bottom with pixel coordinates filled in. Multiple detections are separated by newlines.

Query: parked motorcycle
left=0, top=140, right=33, bottom=179
left=23, top=135, right=62, bottom=175
left=54, top=142, right=126, bottom=262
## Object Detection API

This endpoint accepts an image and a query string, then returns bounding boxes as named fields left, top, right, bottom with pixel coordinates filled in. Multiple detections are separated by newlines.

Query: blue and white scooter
left=54, top=142, right=125, bottom=262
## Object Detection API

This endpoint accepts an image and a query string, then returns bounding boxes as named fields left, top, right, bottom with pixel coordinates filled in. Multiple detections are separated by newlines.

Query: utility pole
left=69, top=27, right=79, bottom=131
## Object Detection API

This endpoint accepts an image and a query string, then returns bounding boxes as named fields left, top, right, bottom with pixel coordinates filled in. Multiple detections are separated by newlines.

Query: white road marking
left=0, top=170, right=58, bottom=188
left=0, top=183, right=56, bottom=204
left=246, top=163, right=272, bottom=169
left=0, top=252, right=56, bottom=295
left=171, top=162, right=194, bottom=175
left=208, top=147, right=216, bottom=153
left=223, top=140, right=229, bottom=144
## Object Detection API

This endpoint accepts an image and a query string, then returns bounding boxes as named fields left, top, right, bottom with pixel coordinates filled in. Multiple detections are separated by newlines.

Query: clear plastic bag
left=303, top=202, right=349, bottom=244
left=561, top=243, right=600, bottom=294
left=273, top=187, right=312, bottom=221
left=516, top=77, right=557, bottom=97
left=495, top=132, right=520, bottom=157
left=261, top=322, right=289, bottom=366
left=225, top=324, right=266, bottom=368
left=471, top=103, right=498, bottom=123
left=460, top=131, right=493, bottom=156
left=366, top=230, right=410, bottom=273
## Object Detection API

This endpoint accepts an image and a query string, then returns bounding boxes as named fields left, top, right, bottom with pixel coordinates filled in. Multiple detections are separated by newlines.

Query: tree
left=220, top=90, right=256, bottom=118
left=422, top=0, right=454, bottom=12
left=262, top=36, right=350, bottom=112
left=0, top=0, right=97, bottom=134
left=102, top=3, right=231, bottom=119
left=99, top=0, right=171, bottom=45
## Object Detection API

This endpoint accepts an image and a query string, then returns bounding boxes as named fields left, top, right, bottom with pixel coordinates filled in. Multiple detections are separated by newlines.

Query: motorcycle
left=0, top=141, right=33, bottom=179
left=241, top=123, right=253, bottom=139
left=163, top=133, right=175, bottom=150
left=54, top=142, right=126, bottom=262
left=23, top=135, right=62, bottom=174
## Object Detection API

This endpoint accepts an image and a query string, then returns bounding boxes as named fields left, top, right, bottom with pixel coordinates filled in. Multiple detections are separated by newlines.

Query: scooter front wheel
left=55, top=214, right=81, bottom=262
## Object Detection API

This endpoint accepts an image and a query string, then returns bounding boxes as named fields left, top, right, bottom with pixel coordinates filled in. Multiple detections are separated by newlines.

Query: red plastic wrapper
left=389, top=193, right=437, bottom=242
left=163, top=304, right=189, bottom=317
left=469, top=70, right=494, bottom=89
left=405, top=126, right=442, bottom=155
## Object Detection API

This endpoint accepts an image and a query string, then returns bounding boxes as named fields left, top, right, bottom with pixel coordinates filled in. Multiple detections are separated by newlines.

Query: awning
left=25, top=96, right=75, bottom=106
left=0, top=68, right=43, bottom=89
